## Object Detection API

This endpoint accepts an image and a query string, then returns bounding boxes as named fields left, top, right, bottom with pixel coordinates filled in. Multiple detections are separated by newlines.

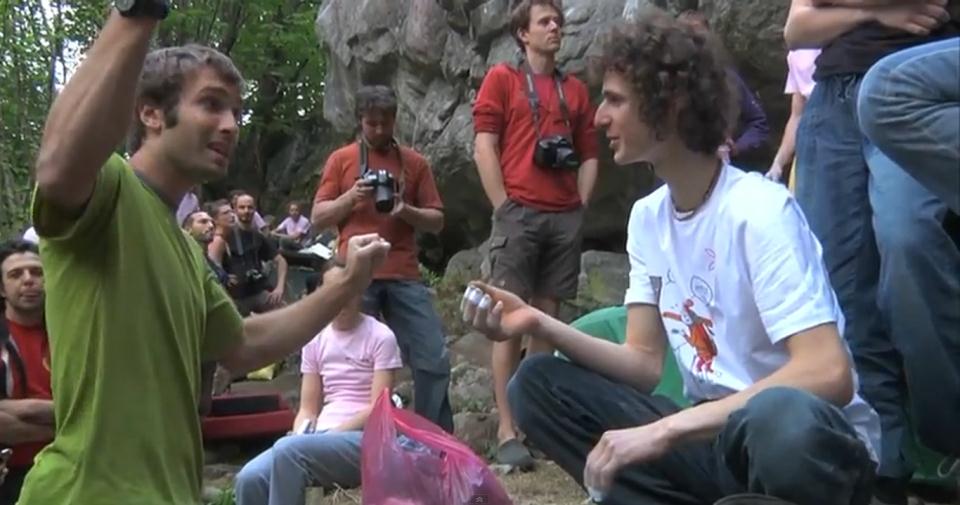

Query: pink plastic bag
left=361, top=390, right=513, bottom=505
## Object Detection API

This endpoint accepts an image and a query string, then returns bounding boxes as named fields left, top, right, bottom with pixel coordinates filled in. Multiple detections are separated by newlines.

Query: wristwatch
left=115, top=0, right=170, bottom=20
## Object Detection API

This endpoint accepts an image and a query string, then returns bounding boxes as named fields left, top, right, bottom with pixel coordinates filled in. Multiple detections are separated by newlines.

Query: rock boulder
left=314, top=0, right=792, bottom=258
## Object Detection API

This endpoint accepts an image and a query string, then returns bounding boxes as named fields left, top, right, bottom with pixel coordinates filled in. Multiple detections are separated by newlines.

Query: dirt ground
left=207, top=456, right=956, bottom=505
left=313, top=461, right=587, bottom=505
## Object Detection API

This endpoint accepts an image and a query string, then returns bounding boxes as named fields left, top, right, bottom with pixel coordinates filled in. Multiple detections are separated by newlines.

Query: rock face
left=315, top=0, right=792, bottom=258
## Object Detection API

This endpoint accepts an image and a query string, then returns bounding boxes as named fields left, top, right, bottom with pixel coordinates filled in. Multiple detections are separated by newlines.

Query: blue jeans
left=796, top=73, right=960, bottom=479
left=509, top=356, right=876, bottom=505
left=234, top=431, right=362, bottom=505
left=363, top=280, right=454, bottom=432
left=858, top=37, right=960, bottom=214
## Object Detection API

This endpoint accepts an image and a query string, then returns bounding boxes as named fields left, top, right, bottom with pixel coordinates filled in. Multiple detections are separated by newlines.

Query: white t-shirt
left=276, top=215, right=311, bottom=237
left=624, top=165, right=881, bottom=461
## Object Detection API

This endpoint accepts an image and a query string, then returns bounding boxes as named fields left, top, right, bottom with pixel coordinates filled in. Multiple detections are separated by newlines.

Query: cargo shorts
left=485, top=198, right=584, bottom=301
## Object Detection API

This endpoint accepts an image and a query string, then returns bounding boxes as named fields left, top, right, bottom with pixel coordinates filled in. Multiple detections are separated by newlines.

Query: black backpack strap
left=0, top=321, right=28, bottom=399
left=0, top=322, right=8, bottom=400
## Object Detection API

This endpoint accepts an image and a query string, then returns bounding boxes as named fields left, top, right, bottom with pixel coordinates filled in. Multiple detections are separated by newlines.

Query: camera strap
left=521, top=61, right=573, bottom=140
left=231, top=228, right=262, bottom=268
left=358, top=139, right=406, bottom=194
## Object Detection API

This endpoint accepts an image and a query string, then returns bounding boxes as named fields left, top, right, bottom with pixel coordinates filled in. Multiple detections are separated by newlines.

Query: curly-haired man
left=460, top=9, right=881, bottom=505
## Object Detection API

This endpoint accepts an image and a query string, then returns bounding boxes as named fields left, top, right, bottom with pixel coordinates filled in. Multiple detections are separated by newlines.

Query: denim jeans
left=795, top=72, right=960, bottom=480
left=858, top=37, right=960, bottom=214
left=509, top=355, right=876, bottom=505
left=234, top=431, right=363, bottom=505
left=363, top=280, right=454, bottom=433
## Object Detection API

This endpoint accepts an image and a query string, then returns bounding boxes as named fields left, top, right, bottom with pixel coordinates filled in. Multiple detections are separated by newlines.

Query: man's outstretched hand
left=460, top=281, right=544, bottom=341
left=343, top=233, right=390, bottom=289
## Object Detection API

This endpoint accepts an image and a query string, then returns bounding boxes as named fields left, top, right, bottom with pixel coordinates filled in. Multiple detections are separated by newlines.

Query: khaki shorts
left=485, top=199, right=584, bottom=301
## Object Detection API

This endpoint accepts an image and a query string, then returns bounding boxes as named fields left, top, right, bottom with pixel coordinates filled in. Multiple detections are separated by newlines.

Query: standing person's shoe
left=714, top=494, right=796, bottom=505
left=495, top=438, right=535, bottom=470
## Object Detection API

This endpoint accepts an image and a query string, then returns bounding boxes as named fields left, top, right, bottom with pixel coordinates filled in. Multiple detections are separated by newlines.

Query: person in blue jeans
left=859, top=37, right=960, bottom=215
left=462, top=10, right=880, bottom=505
left=234, top=263, right=404, bottom=505
left=786, top=2, right=960, bottom=503
left=311, top=85, right=454, bottom=433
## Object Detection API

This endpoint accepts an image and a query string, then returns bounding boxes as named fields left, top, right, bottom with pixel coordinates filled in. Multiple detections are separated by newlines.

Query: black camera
left=534, top=135, right=580, bottom=171
left=360, top=168, right=397, bottom=213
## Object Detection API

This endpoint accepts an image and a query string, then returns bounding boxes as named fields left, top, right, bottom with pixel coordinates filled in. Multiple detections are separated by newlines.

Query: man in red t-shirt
left=472, top=0, right=599, bottom=468
left=0, top=240, right=53, bottom=504
left=312, top=85, right=453, bottom=433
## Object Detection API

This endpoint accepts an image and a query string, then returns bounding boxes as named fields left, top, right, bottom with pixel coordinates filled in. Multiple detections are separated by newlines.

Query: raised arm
left=35, top=11, right=157, bottom=214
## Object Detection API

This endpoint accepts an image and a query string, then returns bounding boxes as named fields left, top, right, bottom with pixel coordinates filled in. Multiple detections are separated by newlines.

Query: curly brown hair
left=595, top=8, right=734, bottom=155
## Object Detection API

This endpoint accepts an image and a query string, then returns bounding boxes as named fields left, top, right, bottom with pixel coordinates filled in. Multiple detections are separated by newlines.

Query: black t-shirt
left=224, top=228, right=277, bottom=296
left=815, top=18, right=960, bottom=79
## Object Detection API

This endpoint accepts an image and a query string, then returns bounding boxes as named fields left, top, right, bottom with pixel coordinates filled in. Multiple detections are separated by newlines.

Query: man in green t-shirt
left=21, top=3, right=390, bottom=504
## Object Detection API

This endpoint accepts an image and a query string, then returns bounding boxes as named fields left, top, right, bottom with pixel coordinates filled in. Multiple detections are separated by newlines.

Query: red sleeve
left=473, top=65, right=510, bottom=135
left=414, top=156, right=444, bottom=210
left=572, top=80, right=599, bottom=162
left=314, top=150, right=345, bottom=204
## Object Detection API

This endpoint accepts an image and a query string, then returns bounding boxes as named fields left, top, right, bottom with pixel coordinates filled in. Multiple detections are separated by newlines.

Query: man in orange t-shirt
left=472, top=0, right=599, bottom=468
left=0, top=240, right=53, bottom=505
left=312, top=85, right=453, bottom=433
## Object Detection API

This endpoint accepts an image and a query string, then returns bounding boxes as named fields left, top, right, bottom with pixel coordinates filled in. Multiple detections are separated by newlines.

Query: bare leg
left=494, top=296, right=558, bottom=443
left=493, top=337, right=525, bottom=443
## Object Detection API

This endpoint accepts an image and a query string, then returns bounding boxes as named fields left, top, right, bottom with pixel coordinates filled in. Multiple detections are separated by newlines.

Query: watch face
left=115, top=0, right=136, bottom=11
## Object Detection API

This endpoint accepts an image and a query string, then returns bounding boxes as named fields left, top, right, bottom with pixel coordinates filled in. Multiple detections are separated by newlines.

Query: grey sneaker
left=495, top=438, right=535, bottom=471
left=714, top=494, right=796, bottom=505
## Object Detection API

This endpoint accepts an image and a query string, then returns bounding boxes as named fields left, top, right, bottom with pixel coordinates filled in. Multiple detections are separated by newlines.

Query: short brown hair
left=205, top=199, right=231, bottom=219
left=509, top=0, right=565, bottom=49
left=595, top=8, right=733, bottom=155
left=355, top=85, right=397, bottom=120
left=182, top=209, right=207, bottom=229
left=127, top=44, right=245, bottom=153
left=676, top=9, right=709, bottom=31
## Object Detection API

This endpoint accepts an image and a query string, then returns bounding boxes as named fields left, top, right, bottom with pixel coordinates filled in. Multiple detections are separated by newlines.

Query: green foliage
left=0, top=0, right=96, bottom=236
left=0, top=0, right=327, bottom=237
left=158, top=0, right=327, bottom=142
left=431, top=270, right=472, bottom=339
left=419, top=263, right=443, bottom=288
left=205, top=488, right=236, bottom=505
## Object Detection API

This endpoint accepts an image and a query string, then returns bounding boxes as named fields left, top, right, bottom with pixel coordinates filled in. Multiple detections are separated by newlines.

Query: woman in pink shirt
left=767, top=48, right=820, bottom=190
left=234, top=262, right=403, bottom=505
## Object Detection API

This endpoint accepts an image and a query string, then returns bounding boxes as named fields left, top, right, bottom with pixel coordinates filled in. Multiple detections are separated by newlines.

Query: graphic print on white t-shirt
left=659, top=268, right=720, bottom=381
